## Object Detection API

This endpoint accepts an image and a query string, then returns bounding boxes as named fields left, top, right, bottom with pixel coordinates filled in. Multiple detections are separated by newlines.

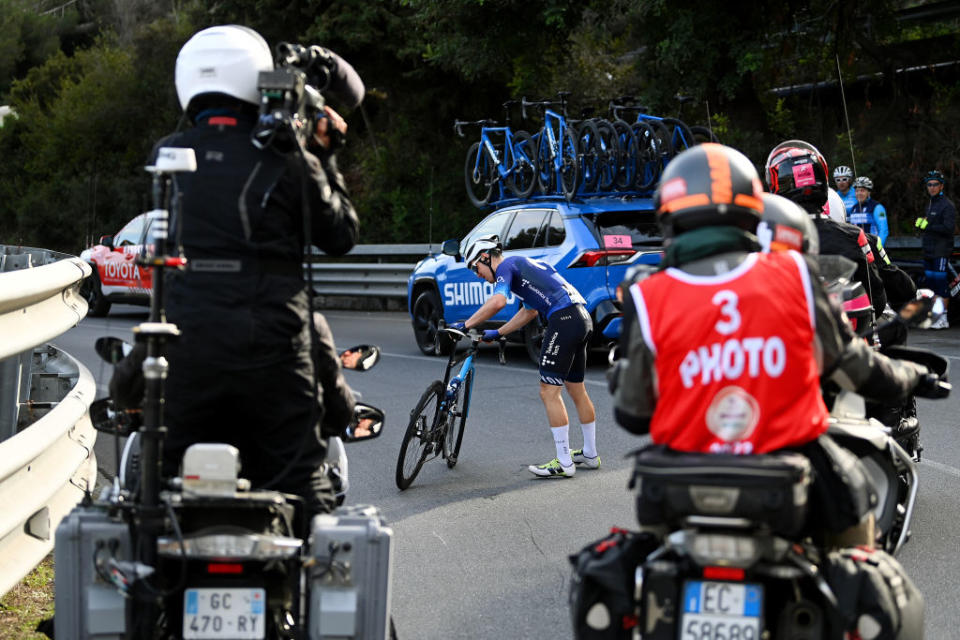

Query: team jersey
left=836, top=187, right=857, bottom=213
left=630, top=251, right=829, bottom=454
left=493, top=255, right=585, bottom=318
left=849, top=198, right=889, bottom=245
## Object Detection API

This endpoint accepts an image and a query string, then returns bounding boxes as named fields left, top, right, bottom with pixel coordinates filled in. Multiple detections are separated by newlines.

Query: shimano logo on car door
left=443, top=282, right=516, bottom=307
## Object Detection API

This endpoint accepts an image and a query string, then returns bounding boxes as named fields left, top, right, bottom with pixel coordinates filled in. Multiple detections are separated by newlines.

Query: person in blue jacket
left=833, top=165, right=857, bottom=213
left=849, top=176, right=889, bottom=245
left=451, top=234, right=599, bottom=478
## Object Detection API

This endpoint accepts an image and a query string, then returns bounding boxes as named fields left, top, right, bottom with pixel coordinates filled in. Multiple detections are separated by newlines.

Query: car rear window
left=586, top=210, right=662, bottom=248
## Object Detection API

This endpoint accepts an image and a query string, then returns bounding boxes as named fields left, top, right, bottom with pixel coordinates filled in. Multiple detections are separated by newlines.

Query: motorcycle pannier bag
left=568, top=527, right=659, bottom=640
left=309, top=505, right=393, bottom=640
left=630, top=445, right=812, bottom=536
left=824, top=547, right=923, bottom=640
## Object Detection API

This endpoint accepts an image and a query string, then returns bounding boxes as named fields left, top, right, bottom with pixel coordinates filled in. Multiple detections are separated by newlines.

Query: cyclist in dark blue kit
left=451, top=234, right=599, bottom=477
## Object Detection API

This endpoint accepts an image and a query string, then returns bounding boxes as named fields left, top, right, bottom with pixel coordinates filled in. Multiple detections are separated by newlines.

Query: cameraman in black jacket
left=154, top=25, right=360, bottom=517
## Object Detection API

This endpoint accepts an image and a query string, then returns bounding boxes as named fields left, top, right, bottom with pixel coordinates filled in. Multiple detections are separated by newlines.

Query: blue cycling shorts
left=538, top=304, right=592, bottom=385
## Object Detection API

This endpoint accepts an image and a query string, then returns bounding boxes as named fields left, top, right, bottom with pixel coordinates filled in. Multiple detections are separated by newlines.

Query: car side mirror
left=99, top=235, right=114, bottom=250
left=339, top=345, right=381, bottom=371
left=344, top=403, right=385, bottom=442
left=441, top=239, right=460, bottom=258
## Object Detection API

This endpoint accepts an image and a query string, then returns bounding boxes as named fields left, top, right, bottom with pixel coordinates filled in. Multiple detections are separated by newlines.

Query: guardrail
left=308, top=243, right=435, bottom=298
left=0, top=245, right=95, bottom=597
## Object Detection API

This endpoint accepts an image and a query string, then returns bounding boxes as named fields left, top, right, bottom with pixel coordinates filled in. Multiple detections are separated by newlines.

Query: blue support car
left=407, top=197, right=664, bottom=361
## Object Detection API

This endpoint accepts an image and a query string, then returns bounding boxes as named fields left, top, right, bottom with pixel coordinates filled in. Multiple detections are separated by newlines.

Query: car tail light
left=568, top=249, right=636, bottom=268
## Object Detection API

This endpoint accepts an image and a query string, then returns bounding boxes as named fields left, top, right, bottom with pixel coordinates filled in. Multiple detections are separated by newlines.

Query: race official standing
left=916, top=170, right=957, bottom=328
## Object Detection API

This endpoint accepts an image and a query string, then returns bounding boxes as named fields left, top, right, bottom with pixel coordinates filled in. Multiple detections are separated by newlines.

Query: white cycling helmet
left=833, top=165, right=853, bottom=179
left=462, top=234, right=502, bottom=269
left=853, top=176, right=873, bottom=190
left=175, top=25, right=274, bottom=111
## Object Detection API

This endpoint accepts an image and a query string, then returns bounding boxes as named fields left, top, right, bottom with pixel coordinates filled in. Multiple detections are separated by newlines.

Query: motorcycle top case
left=53, top=504, right=132, bottom=639
left=630, top=445, right=812, bottom=536
left=309, top=505, right=393, bottom=640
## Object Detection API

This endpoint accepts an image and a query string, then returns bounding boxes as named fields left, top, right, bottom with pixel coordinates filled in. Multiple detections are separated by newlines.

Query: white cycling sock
left=580, top=421, right=597, bottom=458
left=552, top=425, right=572, bottom=467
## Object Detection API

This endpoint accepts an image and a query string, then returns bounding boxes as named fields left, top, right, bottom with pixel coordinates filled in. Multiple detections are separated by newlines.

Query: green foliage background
left=0, top=0, right=958, bottom=252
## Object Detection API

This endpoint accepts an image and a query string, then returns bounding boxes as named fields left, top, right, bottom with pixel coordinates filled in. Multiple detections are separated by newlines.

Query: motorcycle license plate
left=680, top=580, right=762, bottom=640
left=183, top=588, right=266, bottom=639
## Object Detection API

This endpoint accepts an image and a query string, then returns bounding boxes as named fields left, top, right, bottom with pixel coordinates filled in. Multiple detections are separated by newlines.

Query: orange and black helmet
left=654, top=143, right=764, bottom=237
left=764, top=140, right=830, bottom=213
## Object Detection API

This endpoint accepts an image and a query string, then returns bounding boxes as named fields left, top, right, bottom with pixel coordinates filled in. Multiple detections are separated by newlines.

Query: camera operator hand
left=313, top=106, right=347, bottom=151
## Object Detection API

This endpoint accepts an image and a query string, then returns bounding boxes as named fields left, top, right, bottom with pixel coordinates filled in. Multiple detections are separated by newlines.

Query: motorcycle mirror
left=339, top=345, right=381, bottom=371
left=89, top=397, right=139, bottom=436
left=94, top=336, right=132, bottom=365
left=344, top=403, right=384, bottom=442
left=898, top=296, right=937, bottom=328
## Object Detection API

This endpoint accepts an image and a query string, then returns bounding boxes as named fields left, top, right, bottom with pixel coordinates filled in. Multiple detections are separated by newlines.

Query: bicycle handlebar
left=453, top=119, right=498, bottom=138
left=437, top=327, right=508, bottom=365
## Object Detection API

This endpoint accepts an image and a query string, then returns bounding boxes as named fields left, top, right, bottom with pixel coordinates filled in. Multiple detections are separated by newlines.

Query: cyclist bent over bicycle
left=451, top=235, right=599, bottom=477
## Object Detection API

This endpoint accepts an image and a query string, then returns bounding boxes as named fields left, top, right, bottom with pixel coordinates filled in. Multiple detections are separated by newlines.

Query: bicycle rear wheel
left=594, top=119, right=620, bottom=192
left=443, top=370, right=472, bottom=468
left=576, top=120, right=602, bottom=193
left=611, top=119, right=638, bottom=191
left=464, top=141, right=494, bottom=207
left=661, top=117, right=696, bottom=155
left=631, top=121, right=662, bottom=191
left=396, top=380, right=445, bottom=490
left=690, top=125, right=720, bottom=144
left=536, top=130, right=554, bottom=195
left=508, top=130, right=538, bottom=199
left=559, top=126, right=580, bottom=201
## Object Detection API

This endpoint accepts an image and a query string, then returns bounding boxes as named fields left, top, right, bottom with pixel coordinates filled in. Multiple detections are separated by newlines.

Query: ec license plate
left=680, top=580, right=762, bottom=640
left=183, top=588, right=266, bottom=639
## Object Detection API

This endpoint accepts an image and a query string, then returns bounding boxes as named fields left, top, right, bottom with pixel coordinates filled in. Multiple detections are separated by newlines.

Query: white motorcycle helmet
left=175, top=25, right=274, bottom=111
left=821, top=187, right=847, bottom=223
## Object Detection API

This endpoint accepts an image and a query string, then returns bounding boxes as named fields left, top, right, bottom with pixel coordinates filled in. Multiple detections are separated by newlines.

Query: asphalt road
left=59, top=306, right=960, bottom=639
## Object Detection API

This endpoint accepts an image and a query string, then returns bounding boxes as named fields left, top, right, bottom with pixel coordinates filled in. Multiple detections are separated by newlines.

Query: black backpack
left=568, top=527, right=659, bottom=640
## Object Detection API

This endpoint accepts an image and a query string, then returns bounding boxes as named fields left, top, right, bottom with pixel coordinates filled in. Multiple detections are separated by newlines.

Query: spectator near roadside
left=849, top=176, right=889, bottom=245
left=915, top=170, right=958, bottom=328
left=833, top=165, right=856, bottom=213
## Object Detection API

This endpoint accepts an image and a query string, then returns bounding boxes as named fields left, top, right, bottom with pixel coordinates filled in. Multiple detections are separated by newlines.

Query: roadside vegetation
left=0, top=555, right=54, bottom=640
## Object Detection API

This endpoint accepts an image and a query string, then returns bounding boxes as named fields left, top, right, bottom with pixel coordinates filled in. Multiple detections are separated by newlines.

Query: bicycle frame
left=441, top=342, right=478, bottom=422
left=533, top=108, right=565, bottom=173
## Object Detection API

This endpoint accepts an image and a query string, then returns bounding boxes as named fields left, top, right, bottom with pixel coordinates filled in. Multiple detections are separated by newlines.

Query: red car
left=79, top=213, right=158, bottom=316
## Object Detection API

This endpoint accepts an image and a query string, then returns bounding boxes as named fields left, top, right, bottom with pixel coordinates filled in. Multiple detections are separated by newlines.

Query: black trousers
left=162, top=352, right=336, bottom=518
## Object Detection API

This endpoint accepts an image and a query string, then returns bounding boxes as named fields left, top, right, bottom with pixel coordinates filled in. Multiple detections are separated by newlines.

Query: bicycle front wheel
left=559, top=126, right=580, bottom=201
left=443, top=370, right=472, bottom=468
left=396, top=380, right=445, bottom=490
left=464, top=141, right=494, bottom=207
left=536, top=130, right=554, bottom=195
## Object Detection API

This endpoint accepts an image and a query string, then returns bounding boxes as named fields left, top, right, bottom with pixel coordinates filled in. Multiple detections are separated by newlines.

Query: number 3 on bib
left=712, top=290, right=740, bottom=335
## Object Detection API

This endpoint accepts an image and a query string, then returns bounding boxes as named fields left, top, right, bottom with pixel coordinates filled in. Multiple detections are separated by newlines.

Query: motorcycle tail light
left=207, top=563, right=244, bottom=574
left=568, top=249, right=636, bottom=268
left=703, top=566, right=745, bottom=581
left=158, top=533, right=302, bottom=560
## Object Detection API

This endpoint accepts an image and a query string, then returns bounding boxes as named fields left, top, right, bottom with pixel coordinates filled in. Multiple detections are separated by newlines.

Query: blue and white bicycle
left=395, top=328, right=506, bottom=490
